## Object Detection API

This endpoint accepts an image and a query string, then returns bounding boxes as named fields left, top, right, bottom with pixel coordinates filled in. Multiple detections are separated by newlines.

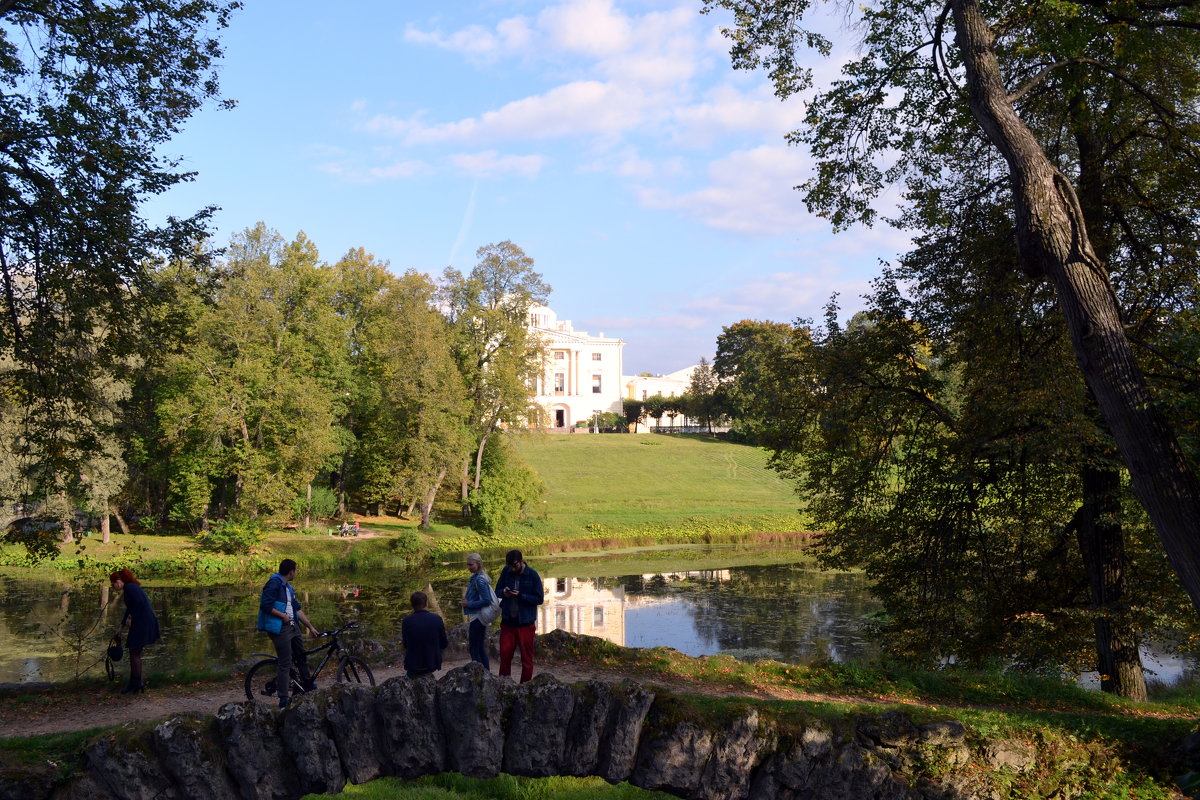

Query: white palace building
left=528, top=304, right=699, bottom=432
left=528, top=305, right=626, bottom=429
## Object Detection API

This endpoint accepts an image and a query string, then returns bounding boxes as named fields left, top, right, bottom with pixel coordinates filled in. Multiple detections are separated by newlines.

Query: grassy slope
left=511, top=432, right=802, bottom=530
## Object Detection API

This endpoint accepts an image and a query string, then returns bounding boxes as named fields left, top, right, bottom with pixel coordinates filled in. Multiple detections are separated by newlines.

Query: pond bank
left=1, top=630, right=1196, bottom=800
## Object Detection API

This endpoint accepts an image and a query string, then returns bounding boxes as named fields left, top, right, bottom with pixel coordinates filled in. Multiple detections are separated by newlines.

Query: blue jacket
left=495, top=564, right=544, bottom=627
left=463, top=572, right=492, bottom=612
left=257, top=573, right=300, bottom=633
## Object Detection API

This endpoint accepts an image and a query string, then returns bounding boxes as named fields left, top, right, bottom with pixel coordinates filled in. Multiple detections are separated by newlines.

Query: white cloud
left=673, top=84, right=808, bottom=143
left=539, top=0, right=632, bottom=57
left=583, top=313, right=711, bottom=332
left=318, top=159, right=430, bottom=183
left=639, top=145, right=817, bottom=236
left=448, top=150, right=546, bottom=178
left=682, top=268, right=872, bottom=322
left=403, top=17, right=533, bottom=62
left=366, top=80, right=653, bottom=144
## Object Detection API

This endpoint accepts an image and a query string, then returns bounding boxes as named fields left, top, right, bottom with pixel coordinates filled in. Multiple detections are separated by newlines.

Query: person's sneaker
left=278, top=697, right=289, bottom=709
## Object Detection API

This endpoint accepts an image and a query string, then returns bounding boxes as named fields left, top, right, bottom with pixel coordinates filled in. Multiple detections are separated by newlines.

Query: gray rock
left=215, top=700, right=300, bottom=800
left=50, top=772, right=116, bottom=800
left=503, top=673, right=576, bottom=777
left=280, top=692, right=345, bottom=796
left=749, top=724, right=917, bottom=800
left=436, top=662, right=514, bottom=778
left=561, top=680, right=616, bottom=777
left=631, top=710, right=715, bottom=797
left=324, top=683, right=385, bottom=784
left=982, top=740, right=1035, bottom=772
left=83, top=728, right=177, bottom=800
left=375, top=675, right=445, bottom=778
left=596, top=681, right=654, bottom=783
left=0, top=760, right=60, bottom=800
left=152, top=715, right=239, bottom=800
left=699, top=709, right=775, bottom=800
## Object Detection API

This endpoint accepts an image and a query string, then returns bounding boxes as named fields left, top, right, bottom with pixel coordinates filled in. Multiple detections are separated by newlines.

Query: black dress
left=122, top=583, right=161, bottom=650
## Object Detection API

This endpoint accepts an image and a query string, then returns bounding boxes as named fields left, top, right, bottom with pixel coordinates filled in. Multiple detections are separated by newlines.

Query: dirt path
left=0, top=659, right=641, bottom=739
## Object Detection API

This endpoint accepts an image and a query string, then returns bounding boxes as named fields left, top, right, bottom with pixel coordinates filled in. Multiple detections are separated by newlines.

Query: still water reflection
left=0, top=552, right=881, bottom=683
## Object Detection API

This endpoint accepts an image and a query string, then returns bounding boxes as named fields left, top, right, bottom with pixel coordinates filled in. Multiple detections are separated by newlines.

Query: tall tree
left=0, top=0, right=239, bottom=497
left=703, top=0, right=1200, bottom=617
left=441, top=241, right=550, bottom=514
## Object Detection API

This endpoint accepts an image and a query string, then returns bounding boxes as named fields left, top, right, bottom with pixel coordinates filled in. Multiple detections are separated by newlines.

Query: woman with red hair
left=109, top=568, right=160, bottom=693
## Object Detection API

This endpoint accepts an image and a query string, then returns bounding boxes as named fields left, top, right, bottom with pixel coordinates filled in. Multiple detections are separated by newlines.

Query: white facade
left=622, top=366, right=698, bottom=432
left=528, top=305, right=625, bottom=429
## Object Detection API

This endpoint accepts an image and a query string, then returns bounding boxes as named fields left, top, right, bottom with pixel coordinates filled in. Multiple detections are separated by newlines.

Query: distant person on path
left=495, top=549, right=544, bottom=683
left=109, top=568, right=160, bottom=694
left=256, top=558, right=319, bottom=707
left=461, top=553, right=494, bottom=670
left=402, top=591, right=448, bottom=678
left=353, top=520, right=360, bottom=534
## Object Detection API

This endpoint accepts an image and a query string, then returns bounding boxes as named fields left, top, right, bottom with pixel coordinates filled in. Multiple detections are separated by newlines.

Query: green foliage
left=300, top=774, right=675, bottom=800
left=193, top=518, right=266, bottom=555
left=291, top=487, right=337, bottom=523
left=468, top=438, right=546, bottom=535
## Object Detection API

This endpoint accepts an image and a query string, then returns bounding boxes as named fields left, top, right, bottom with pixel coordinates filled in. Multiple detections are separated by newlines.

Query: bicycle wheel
left=244, top=658, right=282, bottom=702
left=335, top=656, right=375, bottom=687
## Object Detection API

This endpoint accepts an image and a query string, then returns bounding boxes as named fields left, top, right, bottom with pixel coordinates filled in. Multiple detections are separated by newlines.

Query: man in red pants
left=494, top=549, right=544, bottom=682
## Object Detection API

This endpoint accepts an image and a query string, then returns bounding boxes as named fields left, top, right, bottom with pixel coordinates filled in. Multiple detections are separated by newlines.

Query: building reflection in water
left=534, top=577, right=627, bottom=646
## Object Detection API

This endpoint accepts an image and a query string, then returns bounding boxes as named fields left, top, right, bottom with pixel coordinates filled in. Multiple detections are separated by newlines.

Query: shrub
left=291, top=486, right=338, bottom=523
left=194, top=518, right=267, bottom=554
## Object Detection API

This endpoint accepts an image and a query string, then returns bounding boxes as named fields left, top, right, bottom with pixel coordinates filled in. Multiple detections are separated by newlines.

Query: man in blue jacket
left=257, top=558, right=320, bottom=707
left=401, top=591, right=448, bottom=677
left=495, top=549, right=544, bottom=682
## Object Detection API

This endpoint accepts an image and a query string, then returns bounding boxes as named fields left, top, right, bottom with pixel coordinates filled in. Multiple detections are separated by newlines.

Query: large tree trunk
left=421, top=467, right=449, bottom=529
left=112, top=506, right=130, bottom=536
left=1076, top=461, right=1147, bottom=701
left=100, top=511, right=110, bottom=544
left=952, top=0, right=1200, bottom=617
left=303, top=482, right=312, bottom=529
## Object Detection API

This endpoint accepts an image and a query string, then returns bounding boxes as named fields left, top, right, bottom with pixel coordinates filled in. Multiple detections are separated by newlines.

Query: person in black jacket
left=109, top=568, right=160, bottom=694
left=402, top=591, right=448, bottom=678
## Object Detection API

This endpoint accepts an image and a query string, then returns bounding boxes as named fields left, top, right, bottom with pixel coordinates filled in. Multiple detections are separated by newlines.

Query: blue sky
left=146, top=0, right=909, bottom=375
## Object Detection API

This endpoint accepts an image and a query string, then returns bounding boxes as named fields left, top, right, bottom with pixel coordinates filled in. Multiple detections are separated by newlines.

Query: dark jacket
left=257, top=573, right=300, bottom=633
left=121, top=582, right=161, bottom=650
left=495, top=564, right=544, bottom=627
left=402, top=609, right=448, bottom=673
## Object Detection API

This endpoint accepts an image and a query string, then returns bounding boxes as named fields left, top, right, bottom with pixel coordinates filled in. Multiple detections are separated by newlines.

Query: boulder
left=324, top=683, right=385, bottom=784
left=279, top=692, right=345, bottom=796
left=375, top=675, right=445, bottom=778
left=436, top=663, right=514, bottom=778
left=82, top=727, right=177, bottom=800
left=595, top=680, right=654, bottom=783
left=631, top=710, right=716, bottom=797
left=152, top=716, right=240, bottom=800
left=503, top=673, right=576, bottom=777
left=214, top=701, right=300, bottom=800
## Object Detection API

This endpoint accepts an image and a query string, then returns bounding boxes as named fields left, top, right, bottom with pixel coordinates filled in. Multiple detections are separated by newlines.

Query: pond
left=0, top=543, right=879, bottom=684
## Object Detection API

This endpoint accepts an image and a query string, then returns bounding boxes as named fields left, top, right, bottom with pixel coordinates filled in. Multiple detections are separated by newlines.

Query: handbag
left=104, top=634, right=122, bottom=682
left=477, top=581, right=501, bottom=625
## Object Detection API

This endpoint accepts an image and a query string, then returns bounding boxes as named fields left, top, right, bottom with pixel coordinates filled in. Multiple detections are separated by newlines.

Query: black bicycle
left=244, top=621, right=375, bottom=702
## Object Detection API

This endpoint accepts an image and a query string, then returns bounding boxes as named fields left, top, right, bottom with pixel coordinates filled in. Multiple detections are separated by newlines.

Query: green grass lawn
left=511, top=432, right=803, bottom=531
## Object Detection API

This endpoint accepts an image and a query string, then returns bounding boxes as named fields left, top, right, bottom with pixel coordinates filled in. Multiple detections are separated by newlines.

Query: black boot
left=120, top=678, right=144, bottom=694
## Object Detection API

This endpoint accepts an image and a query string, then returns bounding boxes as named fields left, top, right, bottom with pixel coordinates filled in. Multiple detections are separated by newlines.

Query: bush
left=291, top=486, right=337, bottom=523
left=194, top=518, right=267, bottom=554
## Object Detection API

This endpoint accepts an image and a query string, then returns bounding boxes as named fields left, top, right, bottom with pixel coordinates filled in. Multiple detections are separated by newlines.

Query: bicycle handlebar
left=317, top=621, right=361, bottom=638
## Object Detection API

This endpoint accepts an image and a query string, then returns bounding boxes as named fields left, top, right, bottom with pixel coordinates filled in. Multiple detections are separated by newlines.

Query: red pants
left=498, top=623, right=536, bottom=683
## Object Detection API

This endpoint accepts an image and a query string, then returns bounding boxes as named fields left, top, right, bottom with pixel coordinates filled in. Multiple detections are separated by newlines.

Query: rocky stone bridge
left=25, top=658, right=1025, bottom=800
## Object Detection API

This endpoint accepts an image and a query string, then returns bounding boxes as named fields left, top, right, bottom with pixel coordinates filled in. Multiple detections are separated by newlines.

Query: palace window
left=554, top=373, right=565, bottom=392
left=592, top=375, right=602, bottom=393
left=554, top=351, right=565, bottom=360
left=591, top=352, right=602, bottom=361
left=593, top=606, right=604, bottom=627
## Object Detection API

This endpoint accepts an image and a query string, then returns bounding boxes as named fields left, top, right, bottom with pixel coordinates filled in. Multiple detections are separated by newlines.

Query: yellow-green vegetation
left=300, top=774, right=675, bottom=800
left=1, top=433, right=806, bottom=576
left=428, top=432, right=807, bottom=556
